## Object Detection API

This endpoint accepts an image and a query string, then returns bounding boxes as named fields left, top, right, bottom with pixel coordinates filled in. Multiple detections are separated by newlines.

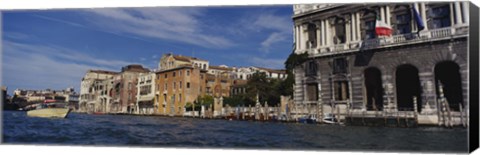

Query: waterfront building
left=230, top=79, right=248, bottom=96
left=205, top=73, right=232, bottom=98
left=252, top=67, right=288, bottom=80
left=135, top=72, right=157, bottom=115
left=109, top=65, right=150, bottom=114
left=10, top=87, right=78, bottom=109
left=292, top=2, right=469, bottom=126
left=154, top=65, right=207, bottom=116
left=159, top=53, right=209, bottom=70
left=79, top=70, right=118, bottom=113
left=91, top=78, right=114, bottom=113
left=232, top=67, right=287, bottom=80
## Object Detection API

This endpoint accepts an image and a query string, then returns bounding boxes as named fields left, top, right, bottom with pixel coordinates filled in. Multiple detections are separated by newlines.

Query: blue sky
left=2, top=5, right=294, bottom=93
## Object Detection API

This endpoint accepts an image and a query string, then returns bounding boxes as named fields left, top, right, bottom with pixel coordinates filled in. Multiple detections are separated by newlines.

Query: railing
left=302, top=25, right=468, bottom=57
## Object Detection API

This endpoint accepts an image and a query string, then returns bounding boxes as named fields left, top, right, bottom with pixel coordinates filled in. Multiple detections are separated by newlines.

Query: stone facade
left=292, top=2, right=470, bottom=126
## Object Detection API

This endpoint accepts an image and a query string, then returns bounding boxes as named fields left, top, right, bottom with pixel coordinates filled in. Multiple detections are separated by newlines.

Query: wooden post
left=460, top=103, right=465, bottom=127
left=413, top=96, right=418, bottom=125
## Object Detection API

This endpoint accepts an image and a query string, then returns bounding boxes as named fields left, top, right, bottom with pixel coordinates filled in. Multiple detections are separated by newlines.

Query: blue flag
left=412, top=5, right=425, bottom=32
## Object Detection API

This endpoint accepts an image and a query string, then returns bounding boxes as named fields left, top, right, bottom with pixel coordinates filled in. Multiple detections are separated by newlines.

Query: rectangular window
left=165, top=74, right=167, bottom=78
left=428, top=5, right=451, bottom=29
left=334, top=81, right=350, bottom=101
left=179, top=94, right=182, bottom=102
left=173, top=71, right=176, bottom=77
left=187, top=82, right=190, bottom=88
left=174, top=82, right=176, bottom=89
left=187, top=70, right=190, bottom=76
left=307, top=83, right=318, bottom=101
left=333, top=58, right=348, bottom=74
left=180, top=81, right=182, bottom=88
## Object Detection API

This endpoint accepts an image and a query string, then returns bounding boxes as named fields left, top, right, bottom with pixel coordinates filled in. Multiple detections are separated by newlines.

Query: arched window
left=362, top=10, right=377, bottom=39
left=393, top=5, right=412, bottom=34
left=333, top=18, right=346, bottom=44
left=427, top=4, right=451, bottom=29
left=305, top=60, right=318, bottom=76
left=307, top=23, right=317, bottom=48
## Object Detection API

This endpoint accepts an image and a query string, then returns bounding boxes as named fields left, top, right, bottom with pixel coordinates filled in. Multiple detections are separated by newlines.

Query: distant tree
left=224, top=94, right=253, bottom=107
left=197, top=95, right=214, bottom=107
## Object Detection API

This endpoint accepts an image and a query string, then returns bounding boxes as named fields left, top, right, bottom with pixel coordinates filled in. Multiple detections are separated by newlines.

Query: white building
left=136, top=72, right=157, bottom=115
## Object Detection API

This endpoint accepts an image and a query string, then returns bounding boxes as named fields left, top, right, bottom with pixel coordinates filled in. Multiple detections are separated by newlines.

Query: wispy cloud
left=260, top=32, right=288, bottom=52
left=83, top=8, right=235, bottom=49
left=2, top=40, right=143, bottom=90
left=239, top=12, right=292, bottom=53
left=248, top=57, right=285, bottom=69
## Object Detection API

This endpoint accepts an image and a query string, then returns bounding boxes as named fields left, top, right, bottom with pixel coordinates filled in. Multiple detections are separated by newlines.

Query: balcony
left=304, top=25, right=468, bottom=57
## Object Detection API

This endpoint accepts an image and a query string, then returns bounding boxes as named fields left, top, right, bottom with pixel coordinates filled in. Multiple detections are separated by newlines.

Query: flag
left=412, top=5, right=425, bottom=32
left=375, top=15, right=392, bottom=36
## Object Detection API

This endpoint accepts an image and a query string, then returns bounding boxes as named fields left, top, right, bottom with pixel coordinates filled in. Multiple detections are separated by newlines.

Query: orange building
left=154, top=66, right=207, bottom=116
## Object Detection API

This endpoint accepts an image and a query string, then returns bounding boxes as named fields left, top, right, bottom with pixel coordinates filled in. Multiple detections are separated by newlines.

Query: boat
left=298, top=115, right=316, bottom=124
left=322, top=113, right=339, bottom=124
left=27, top=108, right=71, bottom=118
left=26, top=100, right=71, bottom=118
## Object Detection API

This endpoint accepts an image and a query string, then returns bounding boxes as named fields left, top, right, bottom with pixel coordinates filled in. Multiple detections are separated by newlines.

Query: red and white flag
left=375, top=16, right=392, bottom=37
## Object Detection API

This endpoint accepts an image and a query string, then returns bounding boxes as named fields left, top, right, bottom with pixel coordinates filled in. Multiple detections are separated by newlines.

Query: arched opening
left=364, top=67, right=384, bottom=111
left=434, top=61, right=463, bottom=111
left=395, top=64, right=422, bottom=111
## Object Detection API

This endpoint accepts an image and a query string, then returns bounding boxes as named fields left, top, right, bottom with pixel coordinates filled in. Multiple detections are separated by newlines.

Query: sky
left=1, top=5, right=294, bottom=94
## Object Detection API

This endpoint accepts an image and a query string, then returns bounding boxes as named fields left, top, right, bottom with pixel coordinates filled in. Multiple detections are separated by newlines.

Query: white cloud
left=239, top=12, right=293, bottom=53
left=251, top=14, right=292, bottom=32
left=2, top=40, right=144, bottom=91
left=260, top=32, right=287, bottom=53
left=84, top=8, right=235, bottom=49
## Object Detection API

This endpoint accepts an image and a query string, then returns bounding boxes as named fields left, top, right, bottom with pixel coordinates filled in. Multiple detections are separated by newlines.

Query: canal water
left=2, top=111, right=468, bottom=153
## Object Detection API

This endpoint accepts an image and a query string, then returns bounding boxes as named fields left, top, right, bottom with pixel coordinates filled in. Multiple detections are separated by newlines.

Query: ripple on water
left=1, top=111, right=469, bottom=152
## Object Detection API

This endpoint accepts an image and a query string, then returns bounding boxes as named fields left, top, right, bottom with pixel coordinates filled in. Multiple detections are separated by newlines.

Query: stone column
left=419, top=72, right=436, bottom=113
left=450, top=3, right=455, bottom=26
left=462, top=2, right=469, bottom=24
left=295, top=25, right=300, bottom=51
left=356, top=12, right=361, bottom=40
left=455, top=2, right=463, bottom=24
left=345, top=16, right=351, bottom=43
left=382, top=74, right=395, bottom=112
left=300, top=25, right=305, bottom=50
left=321, top=20, right=326, bottom=46
left=316, top=21, right=322, bottom=48
left=325, top=19, right=331, bottom=46
left=380, top=6, right=385, bottom=22
left=385, top=5, right=391, bottom=26
left=351, top=13, right=357, bottom=41
left=420, top=2, right=428, bottom=30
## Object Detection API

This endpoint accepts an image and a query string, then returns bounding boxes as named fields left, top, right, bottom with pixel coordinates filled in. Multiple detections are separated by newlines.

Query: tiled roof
left=89, top=70, right=119, bottom=75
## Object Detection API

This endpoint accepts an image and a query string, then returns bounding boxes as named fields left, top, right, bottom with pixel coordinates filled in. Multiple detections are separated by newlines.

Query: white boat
left=322, top=113, right=339, bottom=124
left=26, top=100, right=71, bottom=118
left=27, top=108, right=71, bottom=118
